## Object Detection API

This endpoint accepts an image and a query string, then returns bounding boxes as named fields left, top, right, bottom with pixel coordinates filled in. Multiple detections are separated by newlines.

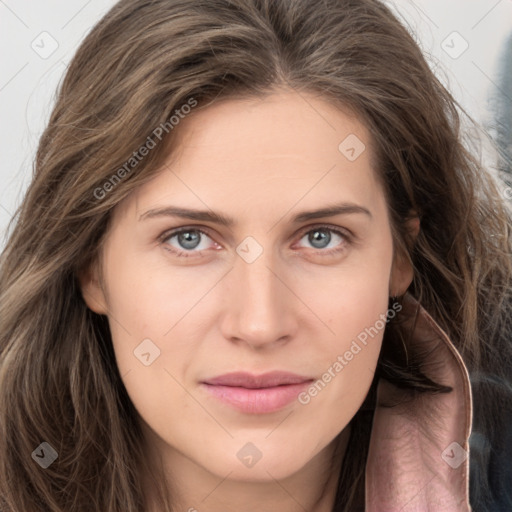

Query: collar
left=365, top=292, right=473, bottom=511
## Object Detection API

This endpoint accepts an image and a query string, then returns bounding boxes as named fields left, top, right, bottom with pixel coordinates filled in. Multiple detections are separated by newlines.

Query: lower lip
left=200, top=381, right=312, bottom=414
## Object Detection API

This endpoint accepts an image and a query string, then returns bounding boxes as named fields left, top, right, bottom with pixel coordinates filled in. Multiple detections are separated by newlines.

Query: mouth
left=200, top=371, right=314, bottom=414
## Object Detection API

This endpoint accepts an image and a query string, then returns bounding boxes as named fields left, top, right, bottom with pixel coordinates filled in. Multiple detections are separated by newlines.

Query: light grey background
left=1, top=0, right=511, bottom=248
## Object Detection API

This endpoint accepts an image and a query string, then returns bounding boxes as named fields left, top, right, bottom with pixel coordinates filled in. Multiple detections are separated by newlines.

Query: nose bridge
left=238, top=248, right=277, bottom=303
left=222, top=239, right=295, bottom=347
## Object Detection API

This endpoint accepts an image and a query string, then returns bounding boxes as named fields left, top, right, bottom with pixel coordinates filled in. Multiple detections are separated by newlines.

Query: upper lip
left=202, top=371, right=313, bottom=389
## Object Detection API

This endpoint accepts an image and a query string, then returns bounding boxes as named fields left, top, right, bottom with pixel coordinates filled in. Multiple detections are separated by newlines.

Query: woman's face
left=80, top=89, right=413, bottom=484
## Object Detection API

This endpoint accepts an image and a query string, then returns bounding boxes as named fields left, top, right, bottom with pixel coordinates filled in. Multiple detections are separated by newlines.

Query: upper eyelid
left=299, top=224, right=353, bottom=238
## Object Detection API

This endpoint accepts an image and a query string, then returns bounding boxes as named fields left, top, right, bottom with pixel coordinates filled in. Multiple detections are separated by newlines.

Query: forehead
left=169, top=89, right=375, bottom=170
left=117, top=89, right=385, bottom=225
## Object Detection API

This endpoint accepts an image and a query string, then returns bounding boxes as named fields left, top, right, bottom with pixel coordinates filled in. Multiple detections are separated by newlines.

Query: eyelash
left=158, top=224, right=353, bottom=259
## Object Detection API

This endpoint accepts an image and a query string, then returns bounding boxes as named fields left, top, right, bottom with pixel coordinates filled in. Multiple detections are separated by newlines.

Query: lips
left=201, top=371, right=314, bottom=414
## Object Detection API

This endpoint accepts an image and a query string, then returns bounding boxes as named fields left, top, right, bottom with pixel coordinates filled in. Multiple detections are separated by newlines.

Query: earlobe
left=405, top=215, right=420, bottom=242
left=390, top=215, right=420, bottom=297
left=76, top=262, right=109, bottom=315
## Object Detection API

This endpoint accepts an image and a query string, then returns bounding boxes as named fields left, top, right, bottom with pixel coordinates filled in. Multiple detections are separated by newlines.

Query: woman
left=1, top=0, right=511, bottom=510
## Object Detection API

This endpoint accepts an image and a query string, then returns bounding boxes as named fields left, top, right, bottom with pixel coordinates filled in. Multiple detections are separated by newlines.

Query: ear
left=76, top=260, right=109, bottom=315
left=389, top=214, right=420, bottom=296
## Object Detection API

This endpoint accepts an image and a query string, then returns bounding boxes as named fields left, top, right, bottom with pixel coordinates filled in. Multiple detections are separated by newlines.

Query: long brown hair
left=1, top=0, right=511, bottom=510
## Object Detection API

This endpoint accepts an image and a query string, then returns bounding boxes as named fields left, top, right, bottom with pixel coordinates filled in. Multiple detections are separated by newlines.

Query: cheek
left=103, top=248, right=215, bottom=342
left=101, top=250, right=217, bottom=414
left=301, top=246, right=392, bottom=342
left=303, top=342, right=381, bottom=447
left=100, top=260, right=195, bottom=422
left=298, top=299, right=385, bottom=434
left=296, top=243, right=392, bottom=420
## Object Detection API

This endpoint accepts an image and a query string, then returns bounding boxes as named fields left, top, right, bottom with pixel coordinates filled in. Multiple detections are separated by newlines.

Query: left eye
left=295, top=226, right=348, bottom=252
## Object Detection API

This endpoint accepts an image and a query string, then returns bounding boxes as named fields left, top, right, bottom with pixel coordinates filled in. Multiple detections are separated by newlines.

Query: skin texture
left=80, top=88, right=418, bottom=511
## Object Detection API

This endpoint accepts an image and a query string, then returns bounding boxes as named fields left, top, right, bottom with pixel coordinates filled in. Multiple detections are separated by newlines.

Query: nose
left=220, top=247, right=298, bottom=350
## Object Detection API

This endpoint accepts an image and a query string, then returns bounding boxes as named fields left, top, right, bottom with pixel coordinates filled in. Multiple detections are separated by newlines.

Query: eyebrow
left=139, top=203, right=372, bottom=227
left=139, top=201, right=372, bottom=226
